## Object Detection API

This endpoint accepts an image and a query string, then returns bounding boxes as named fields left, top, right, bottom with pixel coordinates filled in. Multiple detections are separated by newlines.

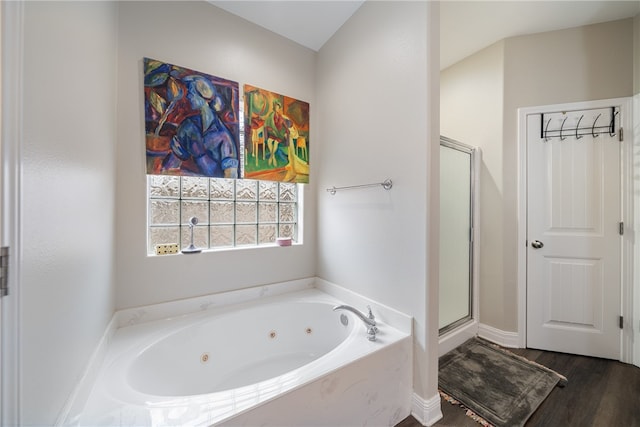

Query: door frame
left=517, top=97, right=633, bottom=363
left=2, top=1, right=23, bottom=424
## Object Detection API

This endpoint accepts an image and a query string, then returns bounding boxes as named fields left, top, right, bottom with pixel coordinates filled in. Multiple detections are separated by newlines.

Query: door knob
left=531, top=240, right=544, bottom=249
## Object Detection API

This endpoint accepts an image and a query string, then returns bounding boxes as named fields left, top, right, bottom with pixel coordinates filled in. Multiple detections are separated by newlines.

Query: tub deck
left=76, top=285, right=413, bottom=426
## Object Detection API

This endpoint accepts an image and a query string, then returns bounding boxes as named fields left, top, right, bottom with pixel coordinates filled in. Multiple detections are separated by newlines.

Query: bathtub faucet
left=333, top=305, right=378, bottom=341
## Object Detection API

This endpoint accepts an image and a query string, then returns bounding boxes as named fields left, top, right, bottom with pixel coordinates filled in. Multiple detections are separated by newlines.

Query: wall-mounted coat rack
left=541, top=106, right=619, bottom=141
left=326, top=179, right=393, bottom=195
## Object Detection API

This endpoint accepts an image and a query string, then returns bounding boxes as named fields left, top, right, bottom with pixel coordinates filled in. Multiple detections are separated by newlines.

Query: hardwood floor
left=395, top=348, right=640, bottom=427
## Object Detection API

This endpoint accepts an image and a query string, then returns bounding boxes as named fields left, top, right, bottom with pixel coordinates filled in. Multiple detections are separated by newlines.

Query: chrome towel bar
left=326, top=179, right=393, bottom=195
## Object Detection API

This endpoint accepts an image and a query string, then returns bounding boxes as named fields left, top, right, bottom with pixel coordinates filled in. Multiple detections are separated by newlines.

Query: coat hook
left=544, top=117, right=552, bottom=141
left=559, top=117, right=567, bottom=141
left=575, top=115, right=583, bottom=140
left=609, top=110, right=618, bottom=137
left=591, top=113, right=601, bottom=138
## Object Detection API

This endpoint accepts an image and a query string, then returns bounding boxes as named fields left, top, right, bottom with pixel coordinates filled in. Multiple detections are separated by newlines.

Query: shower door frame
left=438, top=137, right=480, bottom=345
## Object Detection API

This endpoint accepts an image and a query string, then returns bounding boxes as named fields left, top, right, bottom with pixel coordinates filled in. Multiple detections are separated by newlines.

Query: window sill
left=147, top=241, right=302, bottom=257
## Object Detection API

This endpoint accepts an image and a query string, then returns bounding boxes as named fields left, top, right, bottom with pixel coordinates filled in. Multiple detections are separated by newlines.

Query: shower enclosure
left=439, top=137, right=479, bottom=337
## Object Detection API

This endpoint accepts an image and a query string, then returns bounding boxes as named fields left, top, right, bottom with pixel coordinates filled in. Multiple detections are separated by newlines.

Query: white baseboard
left=411, top=392, right=442, bottom=426
left=439, top=321, right=521, bottom=354
left=438, top=320, right=478, bottom=356
left=478, top=323, right=519, bottom=348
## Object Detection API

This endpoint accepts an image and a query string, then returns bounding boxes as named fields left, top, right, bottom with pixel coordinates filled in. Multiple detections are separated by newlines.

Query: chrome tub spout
left=333, top=304, right=378, bottom=341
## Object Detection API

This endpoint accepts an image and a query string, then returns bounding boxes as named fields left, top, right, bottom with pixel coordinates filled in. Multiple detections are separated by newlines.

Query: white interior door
left=526, top=107, right=621, bottom=360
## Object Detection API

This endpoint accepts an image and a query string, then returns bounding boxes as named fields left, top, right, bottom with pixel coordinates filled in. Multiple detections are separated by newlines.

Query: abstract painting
left=144, top=58, right=240, bottom=178
left=244, top=84, right=309, bottom=183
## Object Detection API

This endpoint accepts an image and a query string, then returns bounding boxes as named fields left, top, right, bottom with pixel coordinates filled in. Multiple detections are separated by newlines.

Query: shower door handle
left=531, top=240, right=544, bottom=249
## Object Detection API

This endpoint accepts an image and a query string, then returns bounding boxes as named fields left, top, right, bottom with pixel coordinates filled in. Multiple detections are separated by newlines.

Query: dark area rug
left=438, top=337, right=567, bottom=427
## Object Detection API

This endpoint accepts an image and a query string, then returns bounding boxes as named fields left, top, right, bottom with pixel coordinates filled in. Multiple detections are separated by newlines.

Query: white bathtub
left=77, top=285, right=412, bottom=426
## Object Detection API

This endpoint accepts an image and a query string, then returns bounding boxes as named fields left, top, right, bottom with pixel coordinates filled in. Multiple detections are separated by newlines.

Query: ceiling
left=210, top=1, right=365, bottom=51
left=210, top=1, right=640, bottom=69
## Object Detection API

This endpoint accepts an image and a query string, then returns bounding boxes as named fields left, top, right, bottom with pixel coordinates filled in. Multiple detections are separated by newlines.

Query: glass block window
left=148, top=176, right=299, bottom=255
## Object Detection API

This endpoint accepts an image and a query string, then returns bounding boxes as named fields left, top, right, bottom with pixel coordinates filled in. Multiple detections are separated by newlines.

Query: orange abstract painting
left=244, top=85, right=309, bottom=183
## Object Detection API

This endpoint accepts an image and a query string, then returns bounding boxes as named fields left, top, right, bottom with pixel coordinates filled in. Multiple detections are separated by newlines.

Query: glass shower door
left=439, top=137, right=474, bottom=334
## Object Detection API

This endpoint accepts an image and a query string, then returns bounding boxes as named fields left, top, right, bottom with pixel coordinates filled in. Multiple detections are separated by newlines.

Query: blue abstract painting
left=144, top=58, right=240, bottom=178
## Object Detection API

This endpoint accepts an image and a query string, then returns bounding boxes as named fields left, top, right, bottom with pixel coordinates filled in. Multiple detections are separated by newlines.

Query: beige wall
left=441, top=41, right=505, bottom=328
left=317, top=0, right=441, bottom=405
left=442, top=18, right=634, bottom=332
left=501, top=19, right=634, bottom=330
left=20, top=2, right=118, bottom=424
left=505, top=19, right=633, bottom=109
left=115, top=2, right=317, bottom=309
